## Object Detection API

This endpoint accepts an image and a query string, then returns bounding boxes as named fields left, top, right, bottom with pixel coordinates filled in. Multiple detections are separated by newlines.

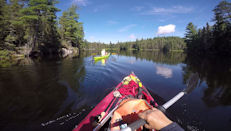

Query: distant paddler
left=94, top=49, right=110, bottom=61
left=101, top=49, right=107, bottom=56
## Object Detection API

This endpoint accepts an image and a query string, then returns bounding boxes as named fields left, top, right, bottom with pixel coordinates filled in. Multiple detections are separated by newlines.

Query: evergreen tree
left=213, top=1, right=231, bottom=37
left=204, top=22, right=212, bottom=50
left=85, top=37, right=186, bottom=51
left=185, top=22, right=197, bottom=43
left=184, top=1, right=231, bottom=56
left=212, top=0, right=231, bottom=54
left=185, top=22, right=198, bottom=52
left=59, top=5, right=84, bottom=48
left=0, top=0, right=8, bottom=48
left=21, top=0, right=60, bottom=53
left=5, top=0, right=26, bottom=48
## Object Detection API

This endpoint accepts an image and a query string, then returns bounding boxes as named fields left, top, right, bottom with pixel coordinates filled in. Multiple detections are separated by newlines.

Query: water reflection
left=94, top=58, right=108, bottom=66
left=0, top=55, right=87, bottom=130
left=117, top=50, right=231, bottom=107
left=184, top=55, right=231, bottom=106
left=119, top=50, right=186, bottom=65
left=156, top=66, right=173, bottom=78
left=0, top=50, right=230, bottom=131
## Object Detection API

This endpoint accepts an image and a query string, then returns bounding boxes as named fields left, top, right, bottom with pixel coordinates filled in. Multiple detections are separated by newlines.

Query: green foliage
left=83, top=37, right=186, bottom=52
left=213, top=1, right=231, bottom=33
left=0, top=0, right=84, bottom=58
left=0, top=0, right=9, bottom=47
left=185, top=1, right=231, bottom=56
left=0, top=0, right=85, bottom=58
left=5, top=0, right=26, bottom=47
left=185, top=22, right=197, bottom=43
left=0, top=50, right=16, bottom=67
left=59, top=5, right=84, bottom=48
left=83, top=41, right=109, bottom=50
left=212, top=0, right=231, bottom=54
left=21, top=0, right=60, bottom=53
left=184, top=22, right=200, bottom=53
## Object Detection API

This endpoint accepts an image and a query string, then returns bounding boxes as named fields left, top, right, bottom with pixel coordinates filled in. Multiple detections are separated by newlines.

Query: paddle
left=93, top=105, right=119, bottom=131
left=122, top=73, right=199, bottom=131
left=93, top=90, right=122, bottom=131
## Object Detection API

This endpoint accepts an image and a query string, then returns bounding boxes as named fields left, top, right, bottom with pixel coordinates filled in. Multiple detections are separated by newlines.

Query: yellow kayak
left=94, top=53, right=110, bottom=61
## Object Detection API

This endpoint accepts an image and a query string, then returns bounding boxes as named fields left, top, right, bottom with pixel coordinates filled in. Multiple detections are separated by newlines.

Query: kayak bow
left=73, top=72, right=158, bottom=131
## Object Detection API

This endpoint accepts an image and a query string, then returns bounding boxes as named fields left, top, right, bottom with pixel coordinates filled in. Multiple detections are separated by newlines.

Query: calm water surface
left=0, top=51, right=230, bottom=131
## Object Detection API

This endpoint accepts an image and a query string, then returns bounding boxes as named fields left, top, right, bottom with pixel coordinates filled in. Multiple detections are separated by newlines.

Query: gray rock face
left=61, top=47, right=78, bottom=58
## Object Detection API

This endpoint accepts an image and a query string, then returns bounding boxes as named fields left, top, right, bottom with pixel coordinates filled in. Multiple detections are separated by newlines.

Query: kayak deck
left=73, top=73, right=158, bottom=131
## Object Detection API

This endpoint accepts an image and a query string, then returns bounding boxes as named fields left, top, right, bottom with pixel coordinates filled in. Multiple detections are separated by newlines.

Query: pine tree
left=212, top=0, right=231, bottom=54
left=20, top=0, right=60, bottom=53
left=5, top=0, right=26, bottom=48
left=0, top=0, right=9, bottom=48
left=59, top=5, right=84, bottom=48
left=213, top=1, right=231, bottom=38
left=185, top=22, right=198, bottom=43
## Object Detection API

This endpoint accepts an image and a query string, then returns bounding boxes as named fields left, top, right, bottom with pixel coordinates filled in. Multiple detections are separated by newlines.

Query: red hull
left=73, top=73, right=157, bottom=131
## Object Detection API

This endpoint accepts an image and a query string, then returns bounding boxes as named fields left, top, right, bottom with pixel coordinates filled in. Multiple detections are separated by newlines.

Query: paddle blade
left=184, top=73, right=199, bottom=94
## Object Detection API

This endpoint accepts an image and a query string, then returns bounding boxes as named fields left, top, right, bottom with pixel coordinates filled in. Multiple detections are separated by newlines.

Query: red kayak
left=73, top=72, right=158, bottom=131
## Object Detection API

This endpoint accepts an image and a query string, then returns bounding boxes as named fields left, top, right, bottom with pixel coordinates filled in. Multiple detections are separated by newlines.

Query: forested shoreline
left=0, top=0, right=84, bottom=59
left=82, top=37, right=186, bottom=52
left=0, top=0, right=230, bottom=67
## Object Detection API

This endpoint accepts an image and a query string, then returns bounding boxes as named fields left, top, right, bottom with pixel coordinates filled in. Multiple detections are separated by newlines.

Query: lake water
left=0, top=51, right=230, bottom=131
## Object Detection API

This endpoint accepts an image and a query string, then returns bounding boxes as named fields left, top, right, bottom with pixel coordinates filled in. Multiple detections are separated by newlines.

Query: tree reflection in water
left=119, top=50, right=186, bottom=65
left=0, top=55, right=87, bottom=130
left=1, top=50, right=230, bottom=131
left=184, top=55, right=231, bottom=106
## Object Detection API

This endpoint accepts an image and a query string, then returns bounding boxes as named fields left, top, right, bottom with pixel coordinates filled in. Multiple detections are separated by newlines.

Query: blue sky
left=56, top=0, right=223, bottom=43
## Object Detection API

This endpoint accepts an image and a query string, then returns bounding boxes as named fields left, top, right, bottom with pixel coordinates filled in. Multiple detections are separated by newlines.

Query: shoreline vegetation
left=0, top=0, right=230, bottom=67
left=0, top=0, right=84, bottom=67
left=91, top=48, right=184, bottom=52
left=185, top=1, right=231, bottom=57
left=81, top=36, right=186, bottom=52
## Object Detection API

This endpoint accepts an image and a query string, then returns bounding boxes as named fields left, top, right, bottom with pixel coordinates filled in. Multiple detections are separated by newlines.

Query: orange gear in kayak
left=110, top=99, right=152, bottom=130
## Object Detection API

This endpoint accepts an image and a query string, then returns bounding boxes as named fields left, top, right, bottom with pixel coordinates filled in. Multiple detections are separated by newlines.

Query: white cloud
left=143, top=6, right=193, bottom=15
left=129, top=34, right=136, bottom=39
left=157, top=24, right=176, bottom=35
left=156, top=66, right=173, bottom=78
left=72, top=0, right=88, bottom=6
left=118, top=24, right=136, bottom=32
